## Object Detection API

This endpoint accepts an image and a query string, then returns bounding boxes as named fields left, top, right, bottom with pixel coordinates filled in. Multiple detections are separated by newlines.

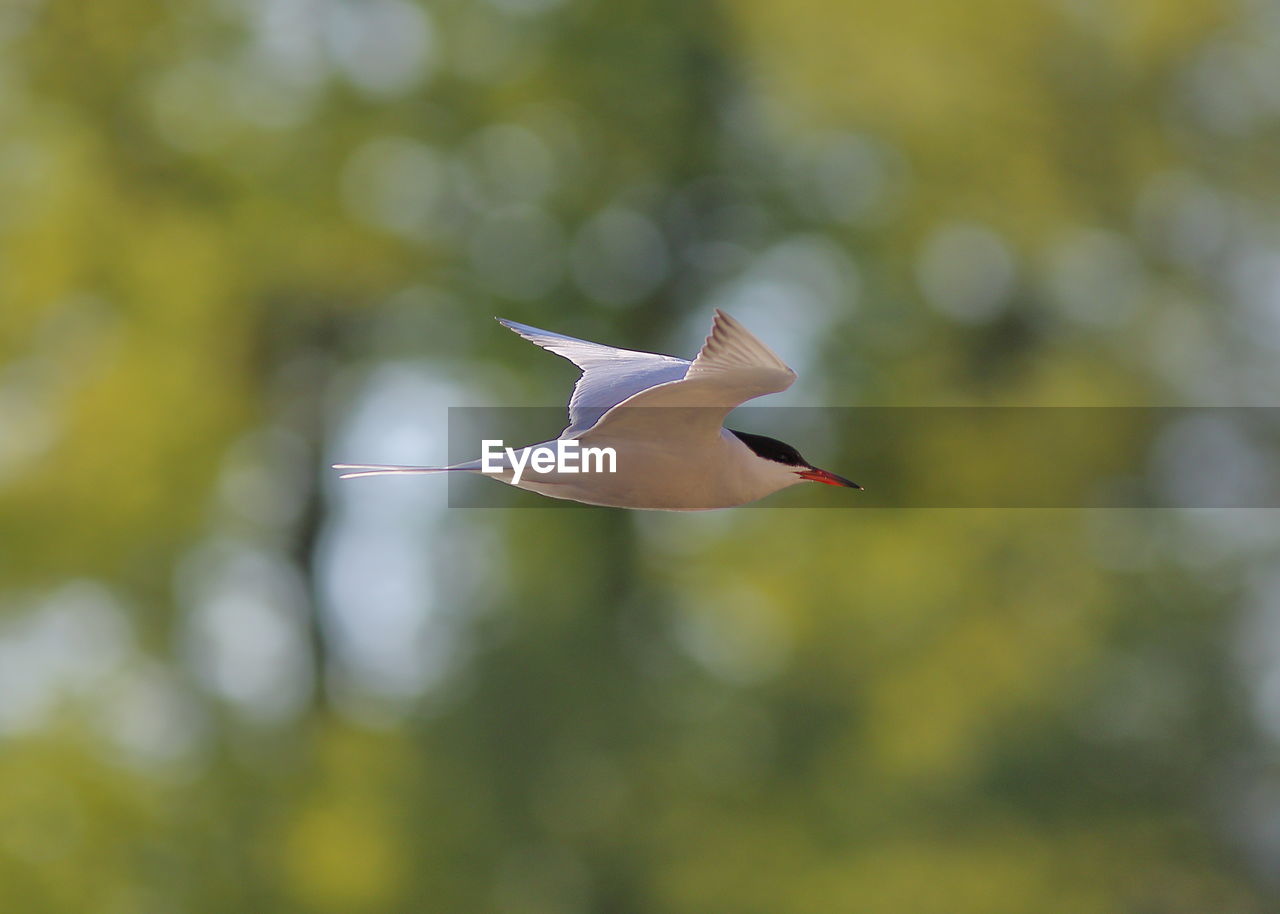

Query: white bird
left=333, top=310, right=860, bottom=510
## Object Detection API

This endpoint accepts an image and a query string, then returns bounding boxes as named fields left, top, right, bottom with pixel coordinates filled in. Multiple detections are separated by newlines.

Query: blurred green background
left=3, top=0, right=1280, bottom=910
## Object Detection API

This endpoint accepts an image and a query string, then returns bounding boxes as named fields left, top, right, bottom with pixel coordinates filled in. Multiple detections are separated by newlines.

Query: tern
left=334, top=310, right=860, bottom=510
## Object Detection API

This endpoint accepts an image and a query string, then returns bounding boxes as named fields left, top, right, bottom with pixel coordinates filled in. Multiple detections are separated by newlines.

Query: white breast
left=504, top=430, right=801, bottom=510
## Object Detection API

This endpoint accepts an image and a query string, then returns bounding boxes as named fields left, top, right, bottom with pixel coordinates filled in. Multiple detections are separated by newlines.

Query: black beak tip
left=830, top=470, right=863, bottom=490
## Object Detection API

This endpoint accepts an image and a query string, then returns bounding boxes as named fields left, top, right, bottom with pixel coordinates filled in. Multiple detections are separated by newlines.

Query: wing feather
left=498, top=318, right=690, bottom=436
left=581, top=309, right=797, bottom=440
left=339, top=312, right=796, bottom=479
left=686, top=309, right=794, bottom=380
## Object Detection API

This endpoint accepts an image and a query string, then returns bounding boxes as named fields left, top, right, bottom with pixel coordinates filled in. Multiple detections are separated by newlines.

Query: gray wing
left=581, top=309, right=797, bottom=440
left=498, top=318, right=691, bottom=437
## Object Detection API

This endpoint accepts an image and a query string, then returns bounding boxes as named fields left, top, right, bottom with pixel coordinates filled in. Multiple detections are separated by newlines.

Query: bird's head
left=729, top=430, right=861, bottom=492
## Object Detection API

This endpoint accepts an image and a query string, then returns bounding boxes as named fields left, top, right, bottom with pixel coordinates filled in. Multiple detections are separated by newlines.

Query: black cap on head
left=729, top=429, right=807, bottom=466
left=731, top=428, right=862, bottom=489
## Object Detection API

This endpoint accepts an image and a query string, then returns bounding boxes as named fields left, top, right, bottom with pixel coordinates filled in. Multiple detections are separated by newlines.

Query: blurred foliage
left=2, top=0, right=1280, bottom=911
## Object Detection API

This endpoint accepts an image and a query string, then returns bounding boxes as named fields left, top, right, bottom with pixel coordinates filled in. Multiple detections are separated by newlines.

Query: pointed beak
left=797, top=466, right=862, bottom=489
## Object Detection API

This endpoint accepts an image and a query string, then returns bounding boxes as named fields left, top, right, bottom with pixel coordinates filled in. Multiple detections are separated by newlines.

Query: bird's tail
left=332, top=462, right=477, bottom=480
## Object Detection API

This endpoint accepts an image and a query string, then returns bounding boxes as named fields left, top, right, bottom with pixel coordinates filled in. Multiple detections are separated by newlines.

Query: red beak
left=797, top=467, right=862, bottom=489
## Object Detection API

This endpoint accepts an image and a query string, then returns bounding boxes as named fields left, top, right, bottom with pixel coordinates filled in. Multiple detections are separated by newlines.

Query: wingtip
left=496, top=317, right=530, bottom=336
left=709, top=309, right=748, bottom=336
left=693, top=307, right=794, bottom=379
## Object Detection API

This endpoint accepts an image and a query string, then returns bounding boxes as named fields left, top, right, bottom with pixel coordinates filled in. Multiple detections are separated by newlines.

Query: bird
left=333, top=310, right=860, bottom=510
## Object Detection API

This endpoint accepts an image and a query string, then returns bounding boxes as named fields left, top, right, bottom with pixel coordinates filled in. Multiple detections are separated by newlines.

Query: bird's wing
left=498, top=318, right=691, bottom=436
left=581, top=309, right=797, bottom=440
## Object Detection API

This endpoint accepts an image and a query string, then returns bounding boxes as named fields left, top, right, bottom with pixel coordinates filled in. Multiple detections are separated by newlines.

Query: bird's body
left=471, top=427, right=799, bottom=510
left=335, top=310, right=859, bottom=510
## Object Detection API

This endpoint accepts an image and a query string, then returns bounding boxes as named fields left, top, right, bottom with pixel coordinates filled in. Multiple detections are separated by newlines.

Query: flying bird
left=334, top=310, right=860, bottom=509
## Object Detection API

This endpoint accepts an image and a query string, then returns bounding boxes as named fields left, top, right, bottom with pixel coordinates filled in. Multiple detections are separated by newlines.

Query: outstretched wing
left=498, top=318, right=691, bottom=436
left=581, top=309, right=797, bottom=440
